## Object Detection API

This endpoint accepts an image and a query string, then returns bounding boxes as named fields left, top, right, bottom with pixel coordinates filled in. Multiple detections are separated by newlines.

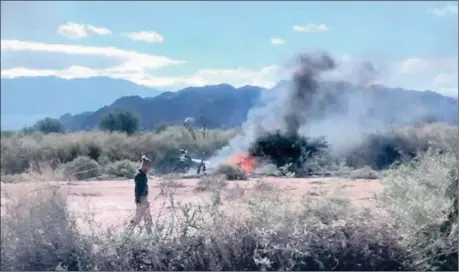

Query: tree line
left=21, top=110, right=140, bottom=135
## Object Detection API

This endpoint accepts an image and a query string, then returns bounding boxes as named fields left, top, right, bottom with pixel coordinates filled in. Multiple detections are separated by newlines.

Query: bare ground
left=1, top=176, right=384, bottom=232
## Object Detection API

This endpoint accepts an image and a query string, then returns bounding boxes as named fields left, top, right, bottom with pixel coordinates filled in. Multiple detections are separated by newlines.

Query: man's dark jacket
left=134, top=169, right=148, bottom=200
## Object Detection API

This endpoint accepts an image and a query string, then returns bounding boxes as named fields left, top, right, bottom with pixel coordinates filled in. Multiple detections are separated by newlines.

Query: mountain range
left=1, top=77, right=160, bottom=130
left=59, top=83, right=263, bottom=131
left=1, top=76, right=457, bottom=131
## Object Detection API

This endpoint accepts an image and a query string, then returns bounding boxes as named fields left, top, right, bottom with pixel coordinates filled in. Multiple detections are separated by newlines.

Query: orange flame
left=227, top=153, right=257, bottom=174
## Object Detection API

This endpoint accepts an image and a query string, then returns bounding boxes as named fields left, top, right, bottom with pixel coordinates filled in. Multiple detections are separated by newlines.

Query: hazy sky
left=1, top=1, right=458, bottom=96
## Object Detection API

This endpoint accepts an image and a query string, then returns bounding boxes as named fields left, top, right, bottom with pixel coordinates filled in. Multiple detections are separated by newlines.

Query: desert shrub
left=20, top=118, right=65, bottom=135
left=1, top=173, right=416, bottom=271
left=99, top=110, right=139, bottom=135
left=89, top=195, right=412, bottom=271
left=33, top=117, right=65, bottom=134
left=1, top=127, right=237, bottom=176
left=215, top=164, right=248, bottom=180
left=104, top=160, right=138, bottom=178
left=248, top=130, right=329, bottom=175
left=345, top=123, right=457, bottom=170
left=84, top=141, right=103, bottom=161
left=381, top=150, right=458, bottom=271
left=0, top=186, right=94, bottom=271
left=253, top=220, right=409, bottom=270
left=1, top=162, right=66, bottom=183
left=194, top=174, right=228, bottom=192
left=345, top=132, right=419, bottom=170
left=348, top=166, right=380, bottom=179
left=63, top=156, right=102, bottom=181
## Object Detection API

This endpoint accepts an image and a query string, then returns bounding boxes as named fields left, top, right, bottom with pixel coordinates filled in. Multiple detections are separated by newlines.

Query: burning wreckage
left=210, top=131, right=329, bottom=177
left=196, top=53, right=339, bottom=177
left=178, top=149, right=208, bottom=175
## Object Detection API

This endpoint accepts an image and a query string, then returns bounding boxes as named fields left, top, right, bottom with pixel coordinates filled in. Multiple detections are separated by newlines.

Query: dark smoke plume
left=208, top=52, right=389, bottom=173
left=247, top=53, right=336, bottom=174
left=282, top=54, right=335, bottom=136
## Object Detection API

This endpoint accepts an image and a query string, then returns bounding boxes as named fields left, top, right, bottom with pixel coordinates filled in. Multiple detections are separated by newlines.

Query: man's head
left=139, top=155, right=152, bottom=172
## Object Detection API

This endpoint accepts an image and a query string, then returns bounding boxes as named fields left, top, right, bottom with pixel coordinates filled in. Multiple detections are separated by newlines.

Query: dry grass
left=0, top=184, right=95, bottom=271
left=2, top=123, right=456, bottom=180
left=194, top=174, right=228, bottom=192
left=347, top=166, right=381, bottom=180
left=1, top=126, right=237, bottom=176
left=223, top=183, right=246, bottom=201
left=2, top=150, right=457, bottom=271
left=1, top=176, right=413, bottom=271
left=380, top=149, right=458, bottom=271
left=0, top=123, right=457, bottom=270
left=253, top=179, right=276, bottom=192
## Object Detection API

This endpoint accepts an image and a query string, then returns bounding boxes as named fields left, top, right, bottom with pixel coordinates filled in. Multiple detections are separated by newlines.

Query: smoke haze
left=207, top=51, right=456, bottom=169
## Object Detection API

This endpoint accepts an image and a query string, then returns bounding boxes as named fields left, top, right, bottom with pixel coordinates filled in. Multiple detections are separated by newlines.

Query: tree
left=99, top=110, right=139, bottom=135
left=33, top=117, right=65, bottom=134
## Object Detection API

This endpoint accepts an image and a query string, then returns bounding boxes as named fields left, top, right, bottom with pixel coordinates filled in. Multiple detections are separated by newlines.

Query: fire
left=227, top=153, right=257, bottom=174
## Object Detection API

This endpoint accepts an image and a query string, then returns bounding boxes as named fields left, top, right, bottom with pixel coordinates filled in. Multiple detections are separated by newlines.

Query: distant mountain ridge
left=1, top=76, right=160, bottom=130
left=58, top=81, right=458, bottom=132
left=1, top=75, right=457, bottom=131
left=60, top=83, right=264, bottom=131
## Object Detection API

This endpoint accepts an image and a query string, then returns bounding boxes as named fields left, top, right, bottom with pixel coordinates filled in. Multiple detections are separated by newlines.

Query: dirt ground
left=1, top=176, right=384, bottom=232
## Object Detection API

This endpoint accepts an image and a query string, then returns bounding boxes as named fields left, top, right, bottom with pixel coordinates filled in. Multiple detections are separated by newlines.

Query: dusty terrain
left=1, top=176, right=384, bottom=232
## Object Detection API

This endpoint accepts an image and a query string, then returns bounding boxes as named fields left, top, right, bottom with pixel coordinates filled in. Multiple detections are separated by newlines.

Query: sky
left=1, top=1, right=458, bottom=97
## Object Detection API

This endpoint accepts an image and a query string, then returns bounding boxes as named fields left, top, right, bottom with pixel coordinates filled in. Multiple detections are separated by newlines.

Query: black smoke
left=247, top=53, right=336, bottom=175
left=282, top=54, right=335, bottom=136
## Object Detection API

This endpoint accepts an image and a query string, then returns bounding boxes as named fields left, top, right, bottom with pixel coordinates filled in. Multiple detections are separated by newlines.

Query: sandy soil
left=1, top=176, right=383, bottom=232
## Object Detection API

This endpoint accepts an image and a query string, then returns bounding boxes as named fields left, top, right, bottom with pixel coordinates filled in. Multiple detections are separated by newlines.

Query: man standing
left=129, top=155, right=153, bottom=234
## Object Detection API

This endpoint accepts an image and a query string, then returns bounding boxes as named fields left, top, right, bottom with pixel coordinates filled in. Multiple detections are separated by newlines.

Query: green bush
left=35, top=118, right=65, bottom=134
left=248, top=131, right=329, bottom=176
left=63, top=156, right=102, bottom=181
left=20, top=118, right=65, bottom=135
left=99, top=110, right=139, bottom=135
left=104, top=160, right=138, bottom=178
left=345, top=123, right=457, bottom=170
